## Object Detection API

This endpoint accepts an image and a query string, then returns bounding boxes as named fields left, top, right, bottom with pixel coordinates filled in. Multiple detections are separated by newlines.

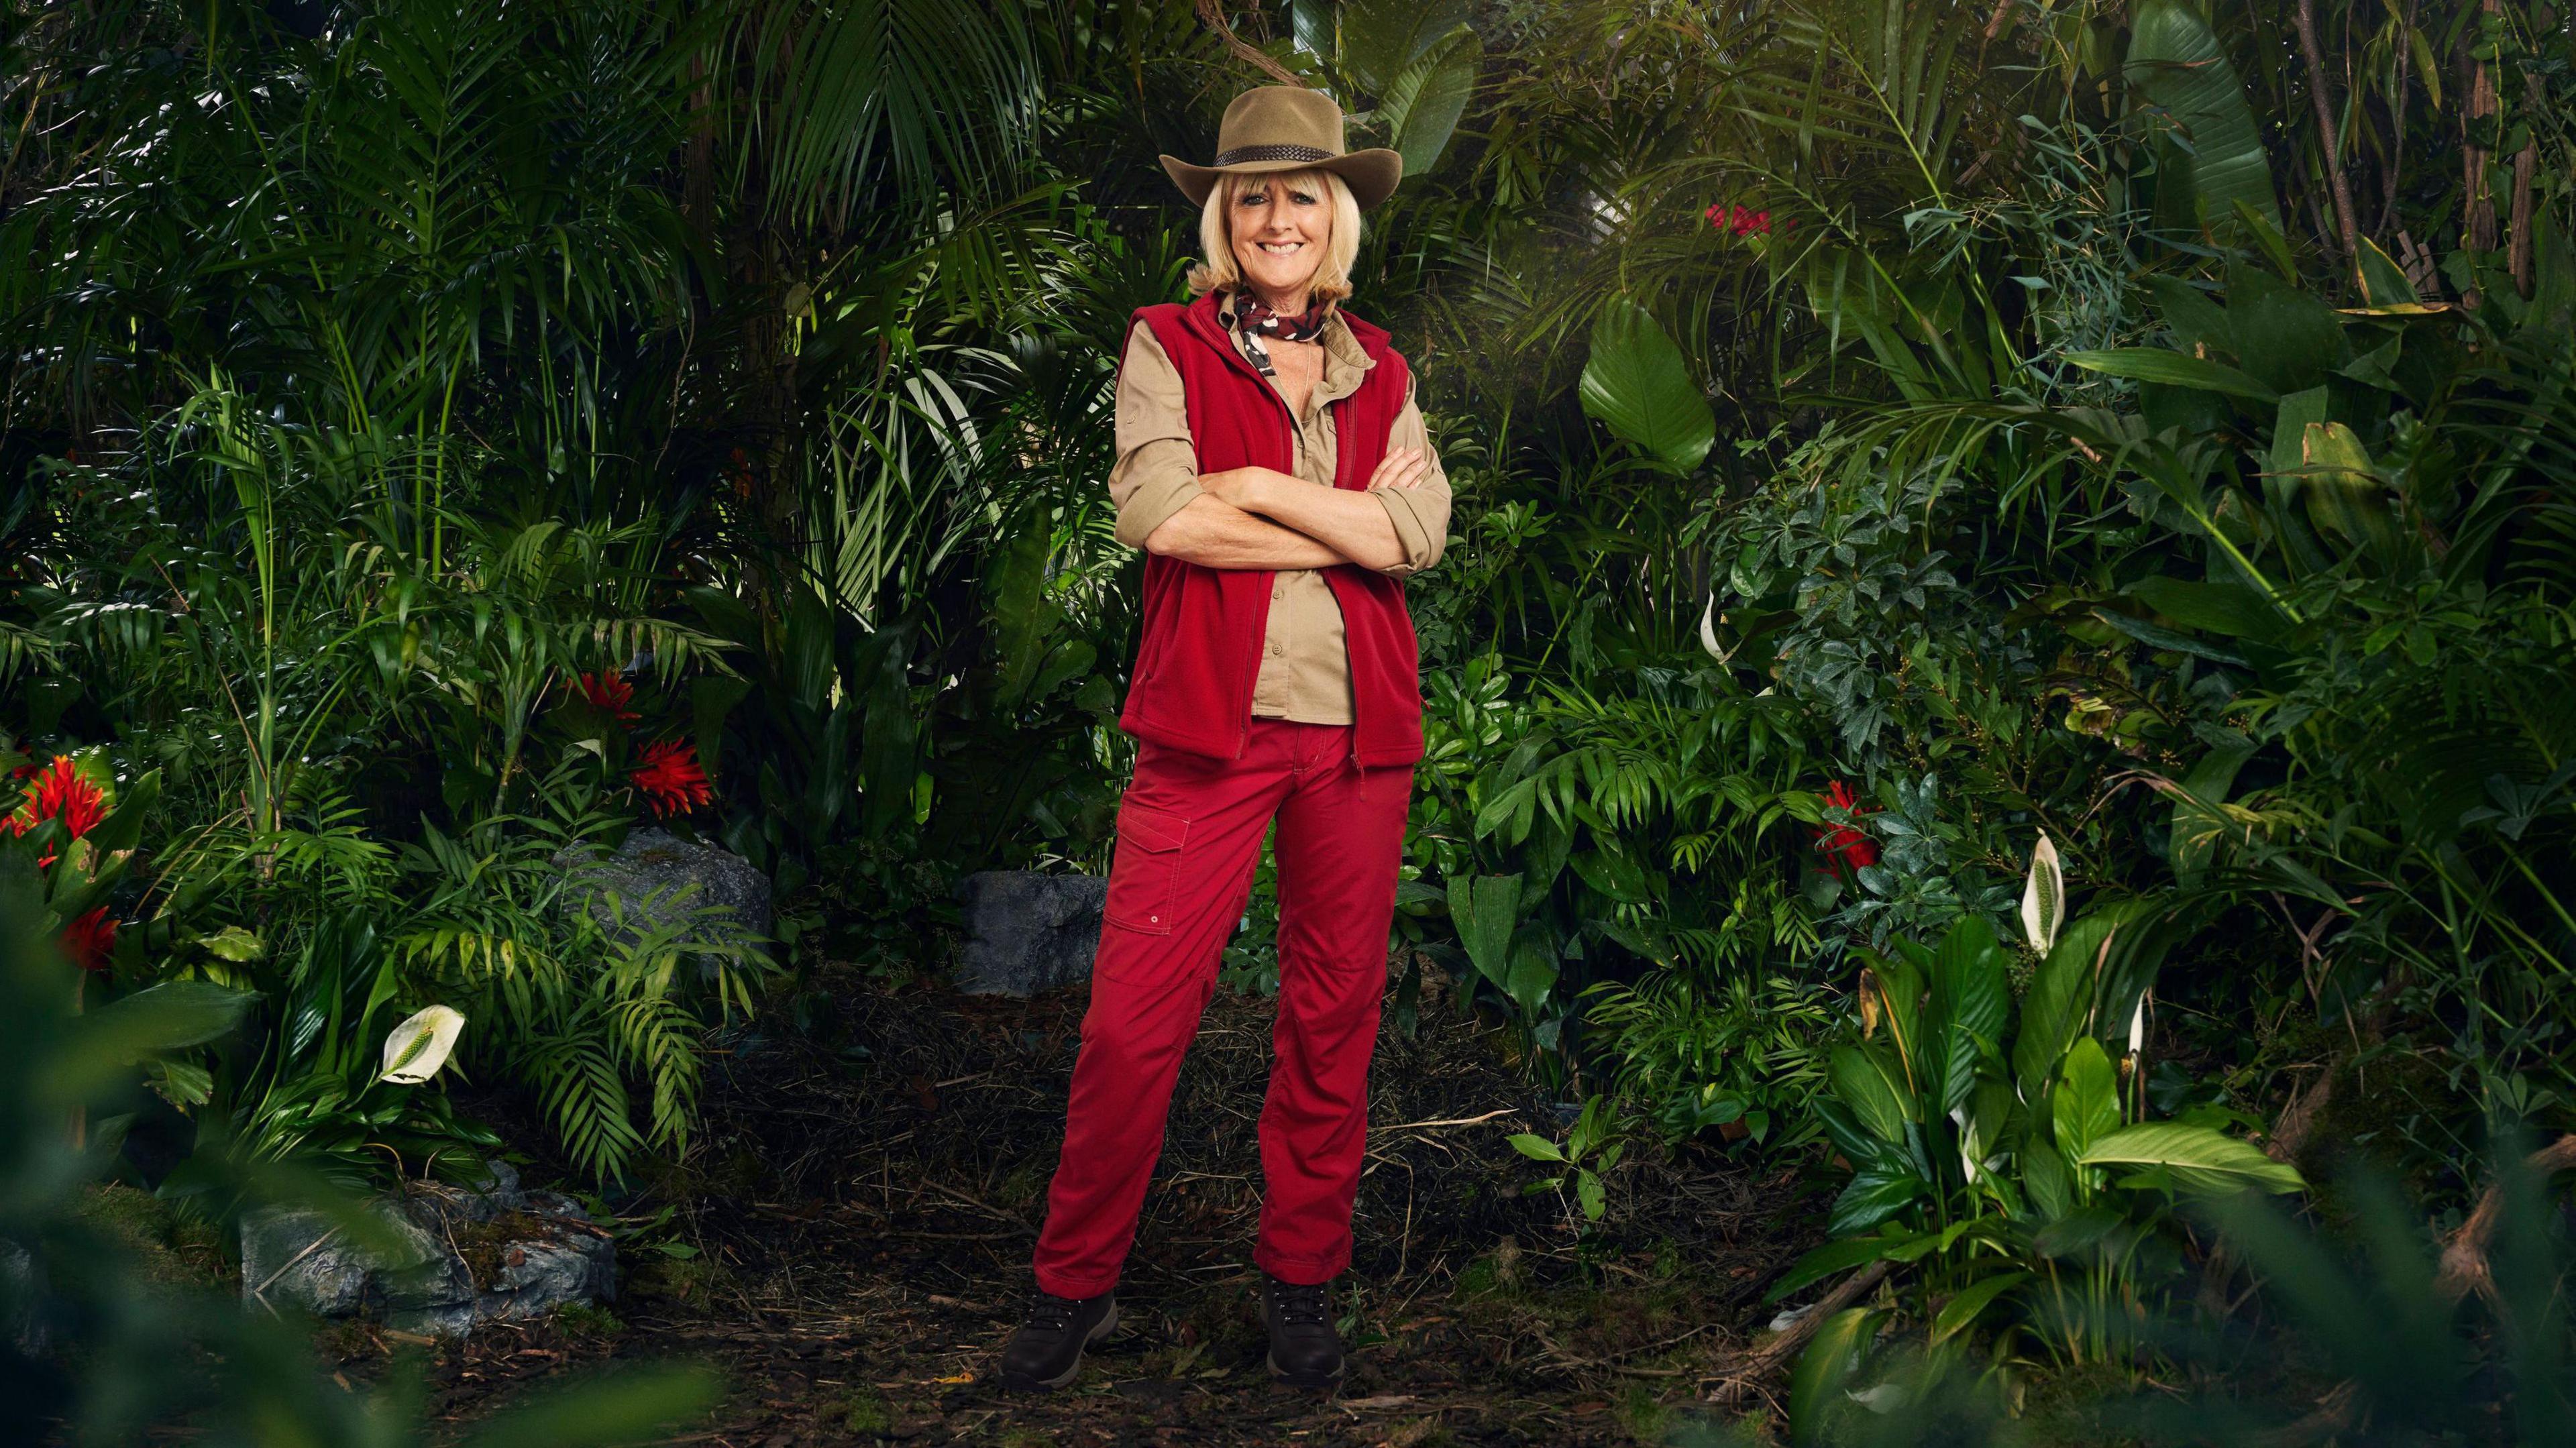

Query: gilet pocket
left=1103, top=801, right=1188, bottom=935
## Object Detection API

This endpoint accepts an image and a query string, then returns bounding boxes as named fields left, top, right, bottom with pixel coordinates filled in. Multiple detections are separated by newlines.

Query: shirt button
left=1270, top=641, right=1285, bottom=656
left=1272, top=586, right=1285, bottom=600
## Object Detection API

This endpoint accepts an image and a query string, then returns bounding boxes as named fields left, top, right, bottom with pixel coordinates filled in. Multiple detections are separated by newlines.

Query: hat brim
left=1159, top=148, right=1403, bottom=211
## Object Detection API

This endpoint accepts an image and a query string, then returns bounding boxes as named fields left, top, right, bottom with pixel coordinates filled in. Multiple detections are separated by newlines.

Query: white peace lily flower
left=1697, top=596, right=1737, bottom=663
left=379, top=1005, right=466, bottom=1085
left=2021, top=832, right=2065, bottom=954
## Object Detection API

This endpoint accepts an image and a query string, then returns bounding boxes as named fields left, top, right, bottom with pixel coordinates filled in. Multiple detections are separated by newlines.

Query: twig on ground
left=1702, top=1262, right=1892, bottom=1403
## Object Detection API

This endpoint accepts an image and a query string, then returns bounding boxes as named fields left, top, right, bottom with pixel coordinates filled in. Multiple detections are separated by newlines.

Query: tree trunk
left=2293, top=0, right=2359, bottom=265
left=2463, top=1, right=2500, bottom=259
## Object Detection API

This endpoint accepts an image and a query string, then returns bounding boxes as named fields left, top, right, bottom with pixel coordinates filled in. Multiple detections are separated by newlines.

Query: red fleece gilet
left=1118, top=290, right=1426, bottom=768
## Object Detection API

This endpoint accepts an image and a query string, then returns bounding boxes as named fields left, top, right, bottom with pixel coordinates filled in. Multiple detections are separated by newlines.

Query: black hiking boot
left=997, top=1288, right=1118, bottom=1392
left=1262, top=1273, right=1344, bottom=1390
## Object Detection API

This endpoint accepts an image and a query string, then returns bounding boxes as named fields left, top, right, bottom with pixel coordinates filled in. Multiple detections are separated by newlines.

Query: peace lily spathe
left=2021, top=832, right=2064, bottom=954
left=380, top=1005, right=466, bottom=1085
left=1697, top=596, right=1741, bottom=665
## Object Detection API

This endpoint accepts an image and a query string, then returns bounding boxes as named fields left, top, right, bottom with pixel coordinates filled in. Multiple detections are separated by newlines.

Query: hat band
left=1210, top=143, right=1334, bottom=166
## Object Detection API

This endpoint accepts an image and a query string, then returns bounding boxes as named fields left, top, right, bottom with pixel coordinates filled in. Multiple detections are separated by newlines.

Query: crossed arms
left=1140, top=450, right=1435, bottom=572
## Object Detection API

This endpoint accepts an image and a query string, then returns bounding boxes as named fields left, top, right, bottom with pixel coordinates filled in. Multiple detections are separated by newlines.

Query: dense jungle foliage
left=5, top=0, right=2575, bottom=1439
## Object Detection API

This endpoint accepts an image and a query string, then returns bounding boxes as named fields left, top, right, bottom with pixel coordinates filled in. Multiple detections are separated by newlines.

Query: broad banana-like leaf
left=2355, top=237, right=2420, bottom=307
left=1337, top=0, right=1474, bottom=94
left=1579, top=300, right=1717, bottom=471
left=76, top=979, right=260, bottom=1064
left=1378, top=26, right=1479, bottom=178
left=380, top=1004, right=467, bottom=1084
left=2299, top=422, right=2401, bottom=555
left=1504, top=933, right=1557, bottom=1014
left=2126, top=0, right=2283, bottom=237
left=2079, top=1121, right=2307, bottom=1195
left=2125, top=575, right=2290, bottom=643
left=1444, top=873, right=1521, bottom=992
left=2021, top=832, right=2064, bottom=955
left=2065, top=347, right=2278, bottom=403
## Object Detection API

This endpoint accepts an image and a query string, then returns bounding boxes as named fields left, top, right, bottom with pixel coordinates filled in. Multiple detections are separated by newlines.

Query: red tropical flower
left=6, top=756, right=106, bottom=868
left=1815, top=781, right=1879, bottom=876
left=574, top=671, right=641, bottom=727
left=630, top=739, right=713, bottom=818
left=1705, top=203, right=1775, bottom=238
left=62, top=907, right=117, bottom=974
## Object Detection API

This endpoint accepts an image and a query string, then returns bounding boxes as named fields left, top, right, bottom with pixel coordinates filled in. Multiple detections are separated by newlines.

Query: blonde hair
left=1185, top=168, right=1362, bottom=305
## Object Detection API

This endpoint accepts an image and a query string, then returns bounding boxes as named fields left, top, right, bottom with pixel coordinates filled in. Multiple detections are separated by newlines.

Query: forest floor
left=238, top=958, right=1830, bottom=1445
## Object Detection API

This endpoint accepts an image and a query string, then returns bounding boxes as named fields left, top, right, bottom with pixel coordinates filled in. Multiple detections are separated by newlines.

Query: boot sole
left=1266, top=1349, right=1344, bottom=1391
left=998, top=1301, right=1119, bottom=1393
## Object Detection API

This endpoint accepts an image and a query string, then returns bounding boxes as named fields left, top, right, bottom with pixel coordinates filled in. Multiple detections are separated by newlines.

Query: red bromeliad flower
left=574, top=671, right=641, bottom=728
left=5, top=756, right=106, bottom=868
left=630, top=739, right=713, bottom=818
left=62, top=907, right=117, bottom=974
left=1815, top=781, right=1880, bottom=875
left=1705, top=203, right=1774, bottom=238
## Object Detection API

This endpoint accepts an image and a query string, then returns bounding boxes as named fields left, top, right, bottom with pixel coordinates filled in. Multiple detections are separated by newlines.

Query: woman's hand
left=1368, top=448, right=1430, bottom=491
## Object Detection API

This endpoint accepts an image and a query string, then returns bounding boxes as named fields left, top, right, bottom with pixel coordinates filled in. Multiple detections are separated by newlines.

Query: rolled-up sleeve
left=1109, top=321, right=1203, bottom=550
left=1369, top=378, right=1451, bottom=577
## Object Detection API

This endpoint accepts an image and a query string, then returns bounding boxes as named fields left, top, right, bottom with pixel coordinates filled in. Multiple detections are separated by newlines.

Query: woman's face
left=1228, top=176, right=1331, bottom=305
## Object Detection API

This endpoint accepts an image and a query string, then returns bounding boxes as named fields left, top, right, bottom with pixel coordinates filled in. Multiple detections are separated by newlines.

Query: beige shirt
left=1108, top=311, right=1451, bottom=724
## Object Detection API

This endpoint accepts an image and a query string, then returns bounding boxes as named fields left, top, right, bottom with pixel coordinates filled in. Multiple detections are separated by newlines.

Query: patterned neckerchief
left=1221, top=288, right=1331, bottom=378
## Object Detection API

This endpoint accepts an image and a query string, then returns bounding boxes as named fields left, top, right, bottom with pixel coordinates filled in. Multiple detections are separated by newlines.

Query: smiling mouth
left=1258, top=241, right=1305, bottom=256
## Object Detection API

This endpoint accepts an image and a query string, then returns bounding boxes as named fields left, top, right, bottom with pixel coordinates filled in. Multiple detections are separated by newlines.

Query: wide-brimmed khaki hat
left=1160, top=86, right=1403, bottom=211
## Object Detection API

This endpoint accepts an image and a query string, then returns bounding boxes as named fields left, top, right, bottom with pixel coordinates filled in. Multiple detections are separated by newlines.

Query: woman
left=998, top=86, right=1450, bottom=1394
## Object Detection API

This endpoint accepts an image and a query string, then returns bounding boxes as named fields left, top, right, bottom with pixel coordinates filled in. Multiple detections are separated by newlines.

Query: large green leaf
left=2298, top=422, right=2402, bottom=556
left=1830, top=1044, right=1912, bottom=1144
left=2355, top=237, right=2420, bottom=308
left=1338, top=0, right=1476, bottom=94
left=2080, top=1121, right=2307, bottom=1196
left=1377, top=26, right=1479, bottom=178
left=1931, top=1270, right=2030, bottom=1345
left=1827, top=1165, right=1927, bottom=1236
left=1444, top=873, right=1522, bottom=991
left=2126, top=575, right=2291, bottom=643
left=2014, top=903, right=2143, bottom=1100
left=1579, top=300, right=1717, bottom=471
left=1770, top=1233, right=1917, bottom=1302
left=2064, top=348, right=2278, bottom=403
left=2052, top=1037, right=2120, bottom=1162
left=2125, top=0, right=2282, bottom=237
left=1504, top=933, right=1558, bottom=1014
left=2231, top=268, right=2348, bottom=397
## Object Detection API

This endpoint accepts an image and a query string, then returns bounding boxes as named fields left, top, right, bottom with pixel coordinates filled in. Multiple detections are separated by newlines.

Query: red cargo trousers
left=1032, top=720, right=1409, bottom=1298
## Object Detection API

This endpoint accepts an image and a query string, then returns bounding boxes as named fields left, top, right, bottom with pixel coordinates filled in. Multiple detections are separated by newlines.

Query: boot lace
left=1020, top=1291, right=1081, bottom=1335
left=1271, top=1278, right=1330, bottom=1327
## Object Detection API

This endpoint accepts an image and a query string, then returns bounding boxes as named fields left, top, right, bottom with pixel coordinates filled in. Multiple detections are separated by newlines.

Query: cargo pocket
left=1103, top=801, right=1189, bottom=935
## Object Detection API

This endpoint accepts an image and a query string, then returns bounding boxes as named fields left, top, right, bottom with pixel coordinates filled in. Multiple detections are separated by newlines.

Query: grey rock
left=241, top=1160, right=617, bottom=1337
left=474, top=1212, right=618, bottom=1323
left=241, top=1201, right=445, bottom=1321
left=953, top=871, right=1109, bottom=997
left=555, top=828, right=771, bottom=949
